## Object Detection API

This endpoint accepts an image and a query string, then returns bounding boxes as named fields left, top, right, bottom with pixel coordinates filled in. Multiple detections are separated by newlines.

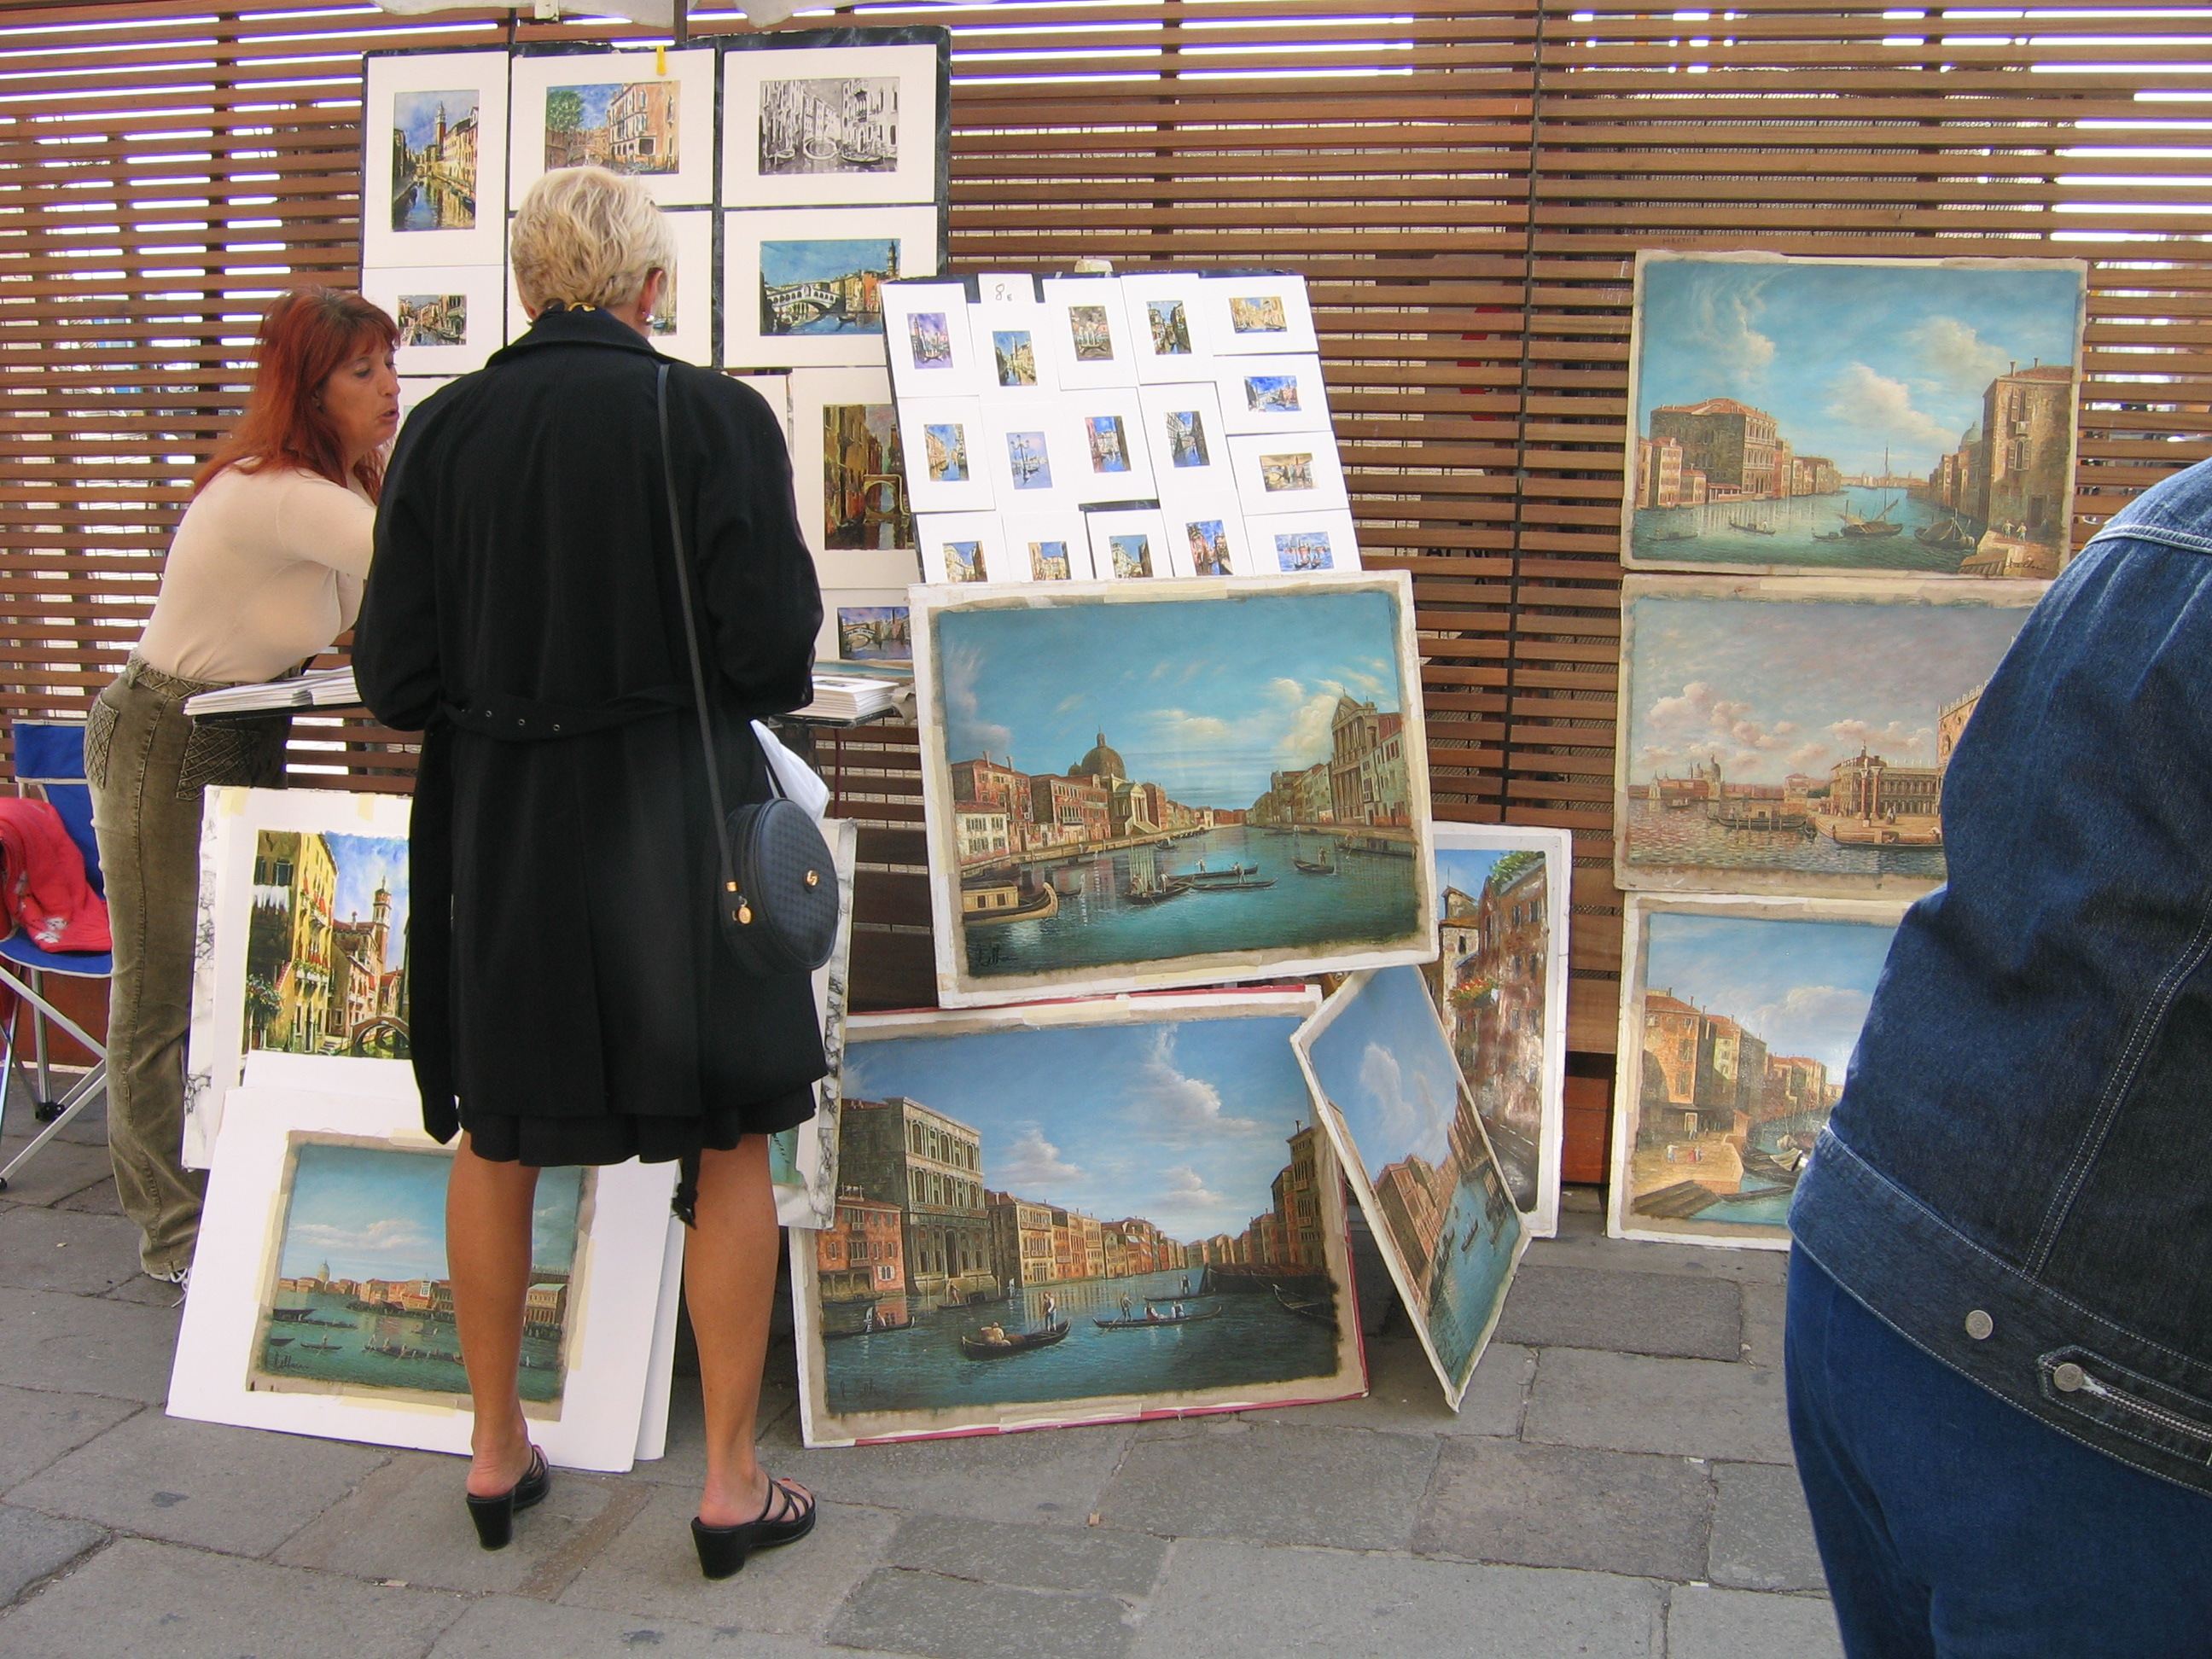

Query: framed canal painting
left=1623, top=251, right=2087, bottom=580
left=1615, top=573, right=2044, bottom=900
left=1429, top=824, right=1574, bottom=1239
left=789, top=990, right=1367, bottom=1447
left=358, top=265, right=505, bottom=377
left=170, top=1086, right=678, bottom=1470
left=1293, top=966, right=1527, bottom=1409
left=719, top=31, right=952, bottom=212
left=787, top=366, right=921, bottom=589
left=723, top=203, right=944, bottom=370
left=361, top=49, right=511, bottom=271
left=911, top=571, right=1436, bottom=1008
left=185, top=788, right=419, bottom=1169
left=1610, top=894, right=1906, bottom=1249
left=508, top=46, right=718, bottom=208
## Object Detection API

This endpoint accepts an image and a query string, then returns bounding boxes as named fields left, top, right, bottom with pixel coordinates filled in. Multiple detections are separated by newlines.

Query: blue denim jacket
left=1791, top=456, right=2212, bottom=1495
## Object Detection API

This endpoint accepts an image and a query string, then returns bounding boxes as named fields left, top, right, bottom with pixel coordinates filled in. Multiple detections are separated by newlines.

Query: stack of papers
left=183, top=666, right=360, bottom=720
left=796, top=672, right=909, bottom=723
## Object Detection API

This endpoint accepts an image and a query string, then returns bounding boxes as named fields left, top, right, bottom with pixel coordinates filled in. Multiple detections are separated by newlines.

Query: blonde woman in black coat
left=354, top=166, right=824, bottom=1579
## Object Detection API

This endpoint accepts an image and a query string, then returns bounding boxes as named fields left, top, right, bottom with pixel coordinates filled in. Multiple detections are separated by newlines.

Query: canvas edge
left=1606, top=889, right=1912, bottom=1251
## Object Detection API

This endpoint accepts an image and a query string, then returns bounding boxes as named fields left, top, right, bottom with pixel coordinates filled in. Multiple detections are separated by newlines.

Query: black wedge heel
left=690, top=1476, right=817, bottom=1579
left=465, top=1447, right=550, bottom=1551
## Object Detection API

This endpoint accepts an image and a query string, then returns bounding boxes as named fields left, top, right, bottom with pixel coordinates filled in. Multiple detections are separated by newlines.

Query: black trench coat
left=354, top=306, right=827, bottom=1165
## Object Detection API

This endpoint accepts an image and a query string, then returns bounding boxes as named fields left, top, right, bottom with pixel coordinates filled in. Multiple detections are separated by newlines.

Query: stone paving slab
left=1494, top=1265, right=1743, bottom=1362
left=885, top=1513, right=1166, bottom=1598
left=750, top=1419, right=1134, bottom=1528
left=1742, top=1281, right=1786, bottom=1370
left=0, top=1206, right=143, bottom=1297
left=0, top=1385, right=139, bottom=1493
left=7, top=1409, right=389, bottom=1557
left=0, top=1507, right=104, bottom=1607
left=1525, top=1214, right=1788, bottom=1288
left=1259, top=1335, right=1534, bottom=1439
left=52, top=1181, right=119, bottom=1219
left=830, top=1566, right=1135, bottom=1659
left=1523, top=1348, right=1795, bottom=1464
left=557, top=1484, right=895, bottom=1637
left=1412, top=1436, right=1714, bottom=1581
left=427, top=1594, right=906, bottom=1658
left=1130, top=1539, right=1668, bottom=1659
left=1097, top=1420, right=1440, bottom=1552
left=0, top=1139, right=111, bottom=1215
left=1668, top=1584, right=1844, bottom=1659
left=0, top=1287, right=178, bottom=1404
left=274, top=1450, right=643, bottom=1598
left=1707, top=1461, right=1827, bottom=1594
left=0, top=1537, right=465, bottom=1659
left=97, top=1273, right=187, bottom=1307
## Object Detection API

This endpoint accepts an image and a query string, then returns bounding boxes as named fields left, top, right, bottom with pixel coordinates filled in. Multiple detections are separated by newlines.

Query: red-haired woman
left=88, top=288, right=399, bottom=1284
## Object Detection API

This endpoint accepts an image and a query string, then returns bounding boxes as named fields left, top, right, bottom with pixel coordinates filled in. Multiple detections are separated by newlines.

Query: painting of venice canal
left=1622, top=901, right=1900, bottom=1243
left=799, top=1006, right=1361, bottom=1442
left=256, top=1138, right=585, bottom=1406
left=928, top=583, right=1428, bottom=993
left=247, top=832, right=410, bottom=1060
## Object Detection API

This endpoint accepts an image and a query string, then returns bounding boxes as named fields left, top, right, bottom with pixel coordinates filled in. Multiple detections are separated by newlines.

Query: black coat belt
left=438, top=684, right=690, bottom=741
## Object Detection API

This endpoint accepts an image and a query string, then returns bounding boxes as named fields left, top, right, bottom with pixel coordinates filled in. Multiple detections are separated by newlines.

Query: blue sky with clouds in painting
left=276, top=1144, right=580, bottom=1283
left=1300, top=967, right=1463, bottom=1174
left=1636, top=258, right=2084, bottom=478
left=842, top=1016, right=1315, bottom=1244
left=327, top=835, right=410, bottom=975
left=933, top=589, right=1402, bottom=807
left=1643, top=911, right=1898, bottom=1075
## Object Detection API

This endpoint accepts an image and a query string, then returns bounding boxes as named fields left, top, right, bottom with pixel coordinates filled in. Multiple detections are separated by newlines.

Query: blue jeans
left=1787, top=1251, right=2212, bottom=1656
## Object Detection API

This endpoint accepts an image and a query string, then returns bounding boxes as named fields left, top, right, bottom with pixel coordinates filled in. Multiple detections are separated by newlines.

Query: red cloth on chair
left=0, top=797, right=109, bottom=952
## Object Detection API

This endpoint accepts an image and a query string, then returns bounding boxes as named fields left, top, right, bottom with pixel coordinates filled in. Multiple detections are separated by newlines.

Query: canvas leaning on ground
left=1294, top=967, right=1527, bottom=1408
left=789, top=990, right=1366, bottom=1447
left=1615, top=573, right=2044, bottom=899
left=1610, top=894, right=1906, bottom=1249
left=1622, top=251, right=2088, bottom=579
left=911, top=572, right=1436, bottom=1007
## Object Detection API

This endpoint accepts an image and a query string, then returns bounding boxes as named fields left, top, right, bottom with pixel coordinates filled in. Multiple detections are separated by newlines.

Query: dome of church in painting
left=1070, top=731, right=1126, bottom=782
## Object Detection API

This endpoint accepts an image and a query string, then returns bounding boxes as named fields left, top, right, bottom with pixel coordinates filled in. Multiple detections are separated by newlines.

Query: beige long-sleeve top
left=135, top=463, right=375, bottom=684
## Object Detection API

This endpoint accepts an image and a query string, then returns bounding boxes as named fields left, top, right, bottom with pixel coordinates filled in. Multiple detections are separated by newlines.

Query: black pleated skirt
left=458, top=1083, right=817, bottom=1167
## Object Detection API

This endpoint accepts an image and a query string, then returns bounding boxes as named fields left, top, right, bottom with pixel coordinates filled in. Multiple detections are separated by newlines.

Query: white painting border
left=720, top=39, right=945, bottom=209
left=363, top=50, right=511, bottom=271
left=724, top=204, right=943, bottom=370
left=360, top=265, right=507, bottom=376
left=509, top=47, right=718, bottom=209
left=788, top=364, right=921, bottom=583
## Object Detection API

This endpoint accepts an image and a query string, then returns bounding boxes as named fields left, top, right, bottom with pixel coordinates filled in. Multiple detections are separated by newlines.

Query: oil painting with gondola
left=914, top=573, right=1434, bottom=1006
left=245, top=832, right=410, bottom=1061
left=1617, top=574, right=2042, bottom=898
left=255, top=1137, right=587, bottom=1406
left=1612, top=894, right=1904, bottom=1249
left=1625, top=252, right=2087, bottom=578
left=759, top=237, right=900, bottom=338
left=1295, top=966, right=1528, bottom=1406
left=790, top=993, right=1365, bottom=1446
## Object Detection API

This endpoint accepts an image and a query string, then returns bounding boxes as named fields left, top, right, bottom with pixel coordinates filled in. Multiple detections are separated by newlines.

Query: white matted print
left=1295, top=968, right=1526, bottom=1408
left=817, top=587, right=913, bottom=666
left=1039, top=277, right=1138, bottom=391
left=502, top=207, right=712, bottom=367
left=170, top=1086, right=676, bottom=1470
left=1160, top=504, right=1250, bottom=579
left=1429, top=824, right=1575, bottom=1239
left=735, top=373, right=793, bottom=448
left=1216, top=353, right=1331, bottom=437
left=361, top=266, right=504, bottom=375
left=1611, top=893, right=1906, bottom=1250
left=721, top=38, right=944, bottom=209
left=1002, top=511, right=1095, bottom=582
left=981, top=409, right=1079, bottom=514
left=917, top=511, right=1008, bottom=584
left=1244, top=509, right=1364, bottom=575
left=772, top=819, right=858, bottom=1228
left=793, top=992, right=1365, bottom=1447
left=1064, top=388, right=1156, bottom=504
left=975, top=298, right=1060, bottom=398
left=897, top=396, right=993, bottom=515
left=1086, top=504, right=1179, bottom=581
left=725, top=205, right=942, bottom=370
left=186, top=788, right=418, bottom=1168
left=1121, top=272, right=1210, bottom=384
left=398, top=377, right=455, bottom=427
left=789, top=367, right=918, bottom=585
left=1192, top=272, right=1319, bottom=357
left=882, top=280, right=981, bottom=397
left=509, top=49, right=716, bottom=207
left=364, top=50, right=510, bottom=270
left=1229, top=431, right=1349, bottom=515
left=911, top=571, right=1435, bottom=1006
left=1138, top=382, right=1233, bottom=504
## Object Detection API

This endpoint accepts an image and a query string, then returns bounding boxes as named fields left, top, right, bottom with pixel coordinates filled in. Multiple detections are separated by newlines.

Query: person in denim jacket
left=1788, top=455, right=2212, bottom=1654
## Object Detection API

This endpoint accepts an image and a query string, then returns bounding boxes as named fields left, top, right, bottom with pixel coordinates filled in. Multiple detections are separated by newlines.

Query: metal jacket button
left=2053, top=1362, right=2087, bottom=1392
left=1965, top=1310, right=1994, bottom=1341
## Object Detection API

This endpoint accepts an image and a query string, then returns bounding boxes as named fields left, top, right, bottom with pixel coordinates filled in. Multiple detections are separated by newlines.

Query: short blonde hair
left=509, top=166, right=673, bottom=313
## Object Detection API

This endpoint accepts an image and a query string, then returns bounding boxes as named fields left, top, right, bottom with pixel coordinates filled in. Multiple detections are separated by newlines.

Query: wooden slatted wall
left=4, top=0, right=2209, bottom=1057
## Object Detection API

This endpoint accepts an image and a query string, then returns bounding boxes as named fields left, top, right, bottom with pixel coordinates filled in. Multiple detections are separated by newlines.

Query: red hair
left=194, top=288, right=399, bottom=502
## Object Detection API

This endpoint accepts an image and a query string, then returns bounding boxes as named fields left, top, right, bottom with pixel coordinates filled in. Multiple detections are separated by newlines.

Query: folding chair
left=0, top=720, right=114, bottom=1194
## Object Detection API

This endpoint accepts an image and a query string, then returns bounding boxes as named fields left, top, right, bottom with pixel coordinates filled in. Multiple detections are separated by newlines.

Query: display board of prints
left=789, top=990, right=1367, bottom=1447
left=1610, top=894, right=1906, bottom=1249
left=169, top=1086, right=678, bottom=1470
left=885, top=271, right=1363, bottom=585
left=911, top=572, right=1435, bottom=1008
left=1293, top=968, right=1527, bottom=1408
left=1428, top=824, right=1575, bottom=1239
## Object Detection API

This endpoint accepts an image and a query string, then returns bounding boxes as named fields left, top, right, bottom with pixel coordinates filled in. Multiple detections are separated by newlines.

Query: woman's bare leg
left=685, top=1136, right=804, bottom=1527
left=446, top=1134, right=541, bottom=1497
